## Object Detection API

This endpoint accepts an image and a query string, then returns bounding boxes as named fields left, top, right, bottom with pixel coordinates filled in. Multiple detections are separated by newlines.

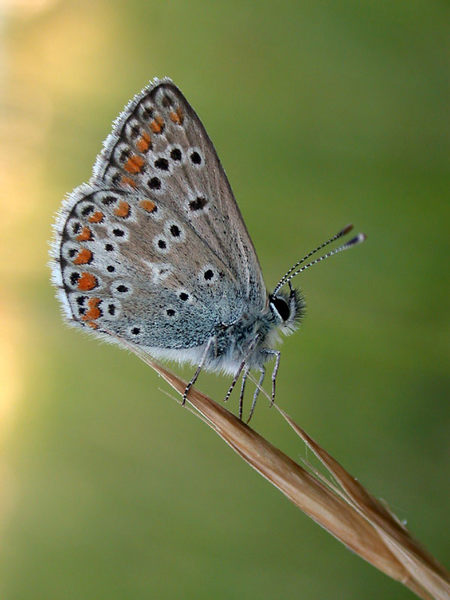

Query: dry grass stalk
left=137, top=354, right=449, bottom=600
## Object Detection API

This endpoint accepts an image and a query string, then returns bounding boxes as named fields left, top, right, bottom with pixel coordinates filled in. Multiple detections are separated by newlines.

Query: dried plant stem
left=138, top=354, right=449, bottom=600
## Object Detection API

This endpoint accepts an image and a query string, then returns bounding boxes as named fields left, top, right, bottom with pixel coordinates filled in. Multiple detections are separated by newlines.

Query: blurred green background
left=1, top=1, right=448, bottom=598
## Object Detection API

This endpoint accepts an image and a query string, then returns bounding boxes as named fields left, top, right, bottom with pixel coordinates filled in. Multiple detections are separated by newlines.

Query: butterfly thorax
left=203, top=288, right=304, bottom=374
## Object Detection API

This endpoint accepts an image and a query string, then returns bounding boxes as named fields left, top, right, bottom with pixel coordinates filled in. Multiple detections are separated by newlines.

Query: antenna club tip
left=340, top=224, right=354, bottom=235
left=346, top=232, right=367, bottom=246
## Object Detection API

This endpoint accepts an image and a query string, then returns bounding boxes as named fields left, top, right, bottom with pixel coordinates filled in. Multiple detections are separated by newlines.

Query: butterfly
left=50, top=78, right=365, bottom=420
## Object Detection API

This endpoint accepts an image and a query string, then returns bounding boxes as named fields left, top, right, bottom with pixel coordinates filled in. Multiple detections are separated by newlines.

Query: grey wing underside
left=52, top=79, right=266, bottom=349
left=95, top=80, right=266, bottom=306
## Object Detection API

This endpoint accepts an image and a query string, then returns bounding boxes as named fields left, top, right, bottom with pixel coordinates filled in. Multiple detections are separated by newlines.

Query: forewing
left=92, top=78, right=266, bottom=309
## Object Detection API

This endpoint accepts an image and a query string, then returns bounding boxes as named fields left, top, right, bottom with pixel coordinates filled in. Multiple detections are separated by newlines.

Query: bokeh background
left=1, top=1, right=448, bottom=598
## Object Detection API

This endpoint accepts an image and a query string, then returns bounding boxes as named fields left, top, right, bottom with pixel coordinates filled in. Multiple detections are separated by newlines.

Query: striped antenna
left=272, top=227, right=365, bottom=295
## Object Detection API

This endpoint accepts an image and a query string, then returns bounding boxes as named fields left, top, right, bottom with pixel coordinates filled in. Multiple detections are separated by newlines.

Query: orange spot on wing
left=73, top=248, right=93, bottom=265
left=88, top=211, right=104, bottom=223
left=139, top=199, right=156, bottom=213
left=87, top=321, right=98, bottom=329
left=124, top=155, right=145, bottom=174
left=114, top=200, right=130, bottom=218
left=169, top=107, right=184, bottom=125
left=150, top=115, right=164, bottom=134
left=121, top=175, right=137, bottom=188
left=137, top=131, right=151, bottom=152
left=82, top=297, right=102, bottom=321
left=76, top=226, right=93, bottom=242
left=77, top=272, right=98, bottom=291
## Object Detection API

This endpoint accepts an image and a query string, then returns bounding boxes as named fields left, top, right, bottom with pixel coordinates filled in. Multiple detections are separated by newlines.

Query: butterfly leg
left=238, top=365, right=250, bottom=420
left=183, top=337, right=215, bottom=405
left=263, top=349, right=281, bottom=406
left=225, top=334, right=261, bottom=412
left=246, top=366, right=266, bottom=424
left=224, top=360, right=246, bottom=404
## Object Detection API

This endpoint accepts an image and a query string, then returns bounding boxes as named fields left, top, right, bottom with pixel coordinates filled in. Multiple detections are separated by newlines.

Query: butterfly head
left=268, top=284, right=304, bottom=335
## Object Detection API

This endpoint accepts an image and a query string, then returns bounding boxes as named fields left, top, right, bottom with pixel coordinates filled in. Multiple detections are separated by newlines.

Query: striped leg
left=263, top=349, right=281, bottom=405
left=183, top=337, right=214, bottom=404
left=246, top=366, right=266, bottom=423
left=238, top=365, right=250, bottom=420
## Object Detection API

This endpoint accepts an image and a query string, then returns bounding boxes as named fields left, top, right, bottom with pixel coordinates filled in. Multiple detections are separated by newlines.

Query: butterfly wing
left=51, top=79, right=266, bottom=350
left=92, top=79, right=266, bottom=309
left=52, top=182, right=248, bottom=349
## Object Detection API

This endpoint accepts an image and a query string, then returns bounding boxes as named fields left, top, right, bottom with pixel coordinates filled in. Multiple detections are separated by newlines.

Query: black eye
left=271, top=296, right=290, bottom=321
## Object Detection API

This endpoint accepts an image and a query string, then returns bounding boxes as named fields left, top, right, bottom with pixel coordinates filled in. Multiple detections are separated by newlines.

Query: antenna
left=272, top=227, right=366, bottom=295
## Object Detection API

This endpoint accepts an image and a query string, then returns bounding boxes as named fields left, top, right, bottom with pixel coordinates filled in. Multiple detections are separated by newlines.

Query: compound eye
left=271, top=296, right=290, bottom=321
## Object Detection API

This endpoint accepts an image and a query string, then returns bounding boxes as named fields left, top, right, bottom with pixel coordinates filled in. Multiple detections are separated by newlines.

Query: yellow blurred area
left=1, top=1, right=118, bottom=434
